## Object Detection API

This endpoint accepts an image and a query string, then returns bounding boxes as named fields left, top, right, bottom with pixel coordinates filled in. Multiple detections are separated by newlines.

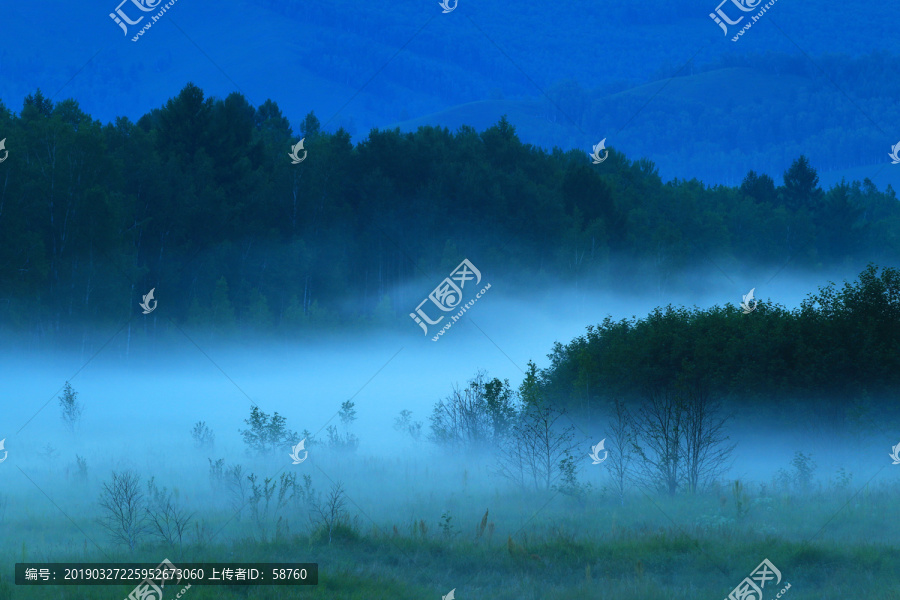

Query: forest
left=0, top=85, right=899, bottom=337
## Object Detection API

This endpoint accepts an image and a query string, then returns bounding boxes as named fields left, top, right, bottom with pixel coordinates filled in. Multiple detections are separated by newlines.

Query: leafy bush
left=393, top=409, right=423, bottom=441
left=191, top=421, right=215, bottom=450
left=790, top=451, right=818, bottom=493
left=325, top=401, right=359, bottom=453
left=542, top=265, right=900, bottom=415
left=309, top=519, right=360, bottom=545
left=58, top=382, right=83, bottom=434
left=429, top=371, right=518, bottom=451
left=239, top=406, right=299, bottom=455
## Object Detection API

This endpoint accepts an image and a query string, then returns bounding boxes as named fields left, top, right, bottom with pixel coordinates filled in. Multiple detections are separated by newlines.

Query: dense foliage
left=540, top=264, right=900, bottom=413
left=0, top=86, right=898, bottom=336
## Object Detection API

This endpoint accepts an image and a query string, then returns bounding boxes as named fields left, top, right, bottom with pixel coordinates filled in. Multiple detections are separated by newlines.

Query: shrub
left=191, top=421, right=215, bottom=450
left=393, top=410, right=423, bottom=441
left=145, top=477, right=194, bottom=548
left=239, top=406, right=298, bottom=455
left=97, top=471, right=148, bottom=552
left=310, top=482, right=358, bottom=545
left=58, top=382, right=84, bottom=434
left=429, top=371, right=517, bottom=452
left=74, top=455, right=88, bottom=484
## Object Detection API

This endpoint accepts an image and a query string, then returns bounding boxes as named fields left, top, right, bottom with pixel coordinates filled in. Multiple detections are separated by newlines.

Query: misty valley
left=2, top=265, right=900, bottom=599
left=3, top=0, right=900, bottom=597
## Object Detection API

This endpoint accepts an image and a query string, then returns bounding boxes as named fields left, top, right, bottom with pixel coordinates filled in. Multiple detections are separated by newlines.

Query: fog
left=3, top=264, right=886, bottom=479
left=2, top=264, right=898, bottom=599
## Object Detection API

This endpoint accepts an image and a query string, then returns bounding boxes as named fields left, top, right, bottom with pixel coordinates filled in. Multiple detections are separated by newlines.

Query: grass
left=1, top=447, right=899, bottom=599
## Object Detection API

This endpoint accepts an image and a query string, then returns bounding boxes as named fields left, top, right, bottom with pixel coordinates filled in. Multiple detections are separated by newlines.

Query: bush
left=310, top=519, right=360, bottom=545
left=239, top=406, right=298, bottom=455
left=310, top=482, right=358, bottom=545
left=58, top=382, right=84, bottom=433
left=324, top=401, right=359, bottom=453
left=429, top=371, right=517, bottom=452
left=97, top=471, right=148, bottom=552
left=74, top=455, right=88, bottom=484
left=191, top=421, right=215, bottom=450
left=791, top=451, right=817, bottom=493
left=145, top=477, right=194, bottom=548
left=394, top=410, right=423, bottom=441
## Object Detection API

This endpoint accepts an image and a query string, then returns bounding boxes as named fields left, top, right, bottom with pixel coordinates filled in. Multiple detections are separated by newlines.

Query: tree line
left=539, top=264, right=900, bottom=417
left=1, top=85, right=898, bottom=337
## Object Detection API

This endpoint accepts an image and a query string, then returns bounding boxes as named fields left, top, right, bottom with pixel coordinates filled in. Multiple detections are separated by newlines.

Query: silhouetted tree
left=740, top=170, right=778, bottom=205
left=779, top=155, right=823, bottom=212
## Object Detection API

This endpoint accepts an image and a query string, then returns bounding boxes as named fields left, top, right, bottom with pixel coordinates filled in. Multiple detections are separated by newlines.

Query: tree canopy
left=539, top=264, right=900, bottom=414
left=0, top=85, right=898, bottom=338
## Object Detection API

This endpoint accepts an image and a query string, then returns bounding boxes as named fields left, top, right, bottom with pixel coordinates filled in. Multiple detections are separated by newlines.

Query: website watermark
left=741, top=288, right=758, bottom=314
left=288, top=139, right=307, bottom=164
left=124, top=558, right=188, bottom=600
left=725, top=558, right=790, bottom=600
left=109, top=0, right=182, bottom=42
left=140, top=288, right=157, bottom=314
left=709, top=0, right=780, bottom=42
left=289, top=439, right=308, bottom=464
left=589, top=439, right=608, bottom=464
left=590, top=139, right=608, bottom=164
left=409, top=259, right=491, bottom=341
left=889, top=142, right=900, bottom=165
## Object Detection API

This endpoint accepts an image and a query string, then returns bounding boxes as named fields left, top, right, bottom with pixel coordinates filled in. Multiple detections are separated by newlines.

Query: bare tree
left=98, top=471, right=149, bottom=551
left=74, top=455, right=89, bottom=484
left=496, top=420, right=530, bottom=490
left=492, top=362, right=583, bottom=493
left=208, top=458, right=225, bottom=492
left=247, top=474, right=276, bottom=540
left=678, top=379, right=735, bottom=493
left=225, top=464, right=248, bottom=521
left=312, top=482, right=350, bottom=545
left=631, top=377, right=735, bottom=496
left=631, top=388, right=683, bottom=496
left=606, top=398, right=636, bottom=505
left=497, top=401, right=580, bottom=492
left=146, top=477, right=194, bottom=550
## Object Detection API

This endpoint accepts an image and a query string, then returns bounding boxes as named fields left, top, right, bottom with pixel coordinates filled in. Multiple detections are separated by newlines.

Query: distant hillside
left=608, top=67, right=808, bottom=107
left=391, top=64, right=900, bottom=189
left=1, top=1, right=898, bottom=189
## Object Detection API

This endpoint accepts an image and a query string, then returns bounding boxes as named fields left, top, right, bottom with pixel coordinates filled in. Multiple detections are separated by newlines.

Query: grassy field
left=2, top=444, right=899, bottom=600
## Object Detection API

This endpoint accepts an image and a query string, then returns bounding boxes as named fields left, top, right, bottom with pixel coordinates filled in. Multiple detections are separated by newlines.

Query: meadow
left=2, top=410, right=898, bottom=600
